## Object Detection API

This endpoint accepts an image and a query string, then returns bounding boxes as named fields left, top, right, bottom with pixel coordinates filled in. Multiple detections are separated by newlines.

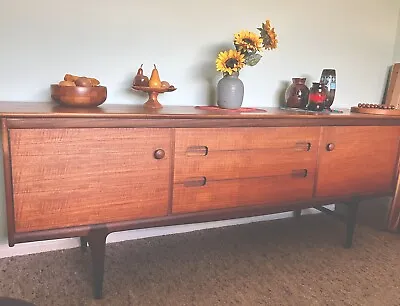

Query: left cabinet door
left=8, top=128, right=171, bottom=232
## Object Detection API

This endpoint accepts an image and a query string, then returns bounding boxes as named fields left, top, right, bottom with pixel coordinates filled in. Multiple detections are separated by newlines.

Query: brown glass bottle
left=307, top=82, right=327, bottom=111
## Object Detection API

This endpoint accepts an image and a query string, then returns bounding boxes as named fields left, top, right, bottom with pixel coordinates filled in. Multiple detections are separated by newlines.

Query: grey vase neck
left=223, top=72, right=240, bottom=78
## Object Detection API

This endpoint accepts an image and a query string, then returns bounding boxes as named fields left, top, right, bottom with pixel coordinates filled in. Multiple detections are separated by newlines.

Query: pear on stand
left=132, top=64, right=177, bottom=109
left=133, top=64, right=149, bottom=87
left=149, top=64, right=162, bottom=88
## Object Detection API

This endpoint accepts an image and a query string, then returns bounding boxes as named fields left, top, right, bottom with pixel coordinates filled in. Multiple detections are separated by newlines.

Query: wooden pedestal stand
left=132, top=86, right=177, bottom=109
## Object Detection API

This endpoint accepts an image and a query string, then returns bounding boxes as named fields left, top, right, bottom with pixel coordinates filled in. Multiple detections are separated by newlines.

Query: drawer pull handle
left=326, top=143, right=335, bottom=152
left=153, top=149, right=166, bottom=160
left=186, top=146, right=208, bottom=156
left=295, top=142, right=311, bottom=151
left=183, top=176, right=207, bottom=187
left=291, top=169, right=308, bottom=178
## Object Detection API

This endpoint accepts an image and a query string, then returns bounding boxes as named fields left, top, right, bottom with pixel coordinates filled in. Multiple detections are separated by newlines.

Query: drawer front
left=173, top=127, right=319, bottom=213
left=9, top=128, right=171, bottom=232
left=174, top=127, right=320, bottom=182
left=173, top=172, right=315, bottom=213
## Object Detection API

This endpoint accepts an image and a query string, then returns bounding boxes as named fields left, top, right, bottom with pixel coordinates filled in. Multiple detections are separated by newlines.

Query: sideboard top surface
left=0, top=102, right=398, bottom=121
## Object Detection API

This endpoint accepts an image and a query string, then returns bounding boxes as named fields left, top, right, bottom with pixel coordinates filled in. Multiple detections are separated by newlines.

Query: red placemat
left=195, top=106, right=267, bottom=113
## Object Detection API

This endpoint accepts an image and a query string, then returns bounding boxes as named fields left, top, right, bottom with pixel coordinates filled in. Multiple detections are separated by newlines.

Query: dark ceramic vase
left=285, top=78, right=309, bottom=109
left=307, top=82, right=327, bottom=111
left=320, top=69, right=336, bottom=109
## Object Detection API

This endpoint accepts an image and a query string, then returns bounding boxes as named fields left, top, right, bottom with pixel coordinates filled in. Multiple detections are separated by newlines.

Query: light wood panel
left=10, top=128, right=171, bottom=232
left=173, top=173, right=315, bottom=214
left=316, top=126, right=400, bottom=197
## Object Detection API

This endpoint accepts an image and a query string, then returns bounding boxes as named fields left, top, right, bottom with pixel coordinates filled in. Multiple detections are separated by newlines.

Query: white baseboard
left=0, top=207, right=327, bottom=259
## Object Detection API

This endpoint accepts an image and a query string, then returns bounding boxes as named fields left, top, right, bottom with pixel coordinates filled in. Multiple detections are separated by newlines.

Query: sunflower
left=234, top=30, right=263, bottom=53
left=259, top=20, right=278, bottom=50
left=216, top=49, right=245, bottom=75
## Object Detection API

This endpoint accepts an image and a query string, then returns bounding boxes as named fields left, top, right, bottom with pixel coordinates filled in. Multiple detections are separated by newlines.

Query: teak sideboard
left=1, top=102, right=400, bottom=298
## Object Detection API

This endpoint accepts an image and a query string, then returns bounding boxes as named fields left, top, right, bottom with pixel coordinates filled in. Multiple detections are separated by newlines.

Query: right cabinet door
left=316, top=126, right=400, bottom=198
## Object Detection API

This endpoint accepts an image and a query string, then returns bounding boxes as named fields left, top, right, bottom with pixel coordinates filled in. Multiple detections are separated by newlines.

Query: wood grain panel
left=9, top=128, right=171, bottom=232
left=173, top=172, right=315, bottom=214
left=174, top=150, right=316, bottom=182
left=316, top=126, right=400, bottom=197
left=174, top=127, right=319, bottom=181
left=175, top=127, right=320, bottom=152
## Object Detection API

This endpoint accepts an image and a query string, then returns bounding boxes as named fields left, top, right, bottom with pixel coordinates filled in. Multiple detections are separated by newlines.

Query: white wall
left=394, top=9, right=400, bottom=62
left=0, top=0, right=399, bottom=256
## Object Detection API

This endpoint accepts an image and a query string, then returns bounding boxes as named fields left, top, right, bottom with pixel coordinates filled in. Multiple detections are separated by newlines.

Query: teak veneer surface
left=316, top=126, right=400, bottom=197
left=9, top=128, right=171, bottom=232
left=0, top=102, right=399, bottom=120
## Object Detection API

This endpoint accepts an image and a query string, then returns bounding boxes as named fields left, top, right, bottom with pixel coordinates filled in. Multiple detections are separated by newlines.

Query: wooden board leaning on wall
left=385, top=63, right=400, bottom=108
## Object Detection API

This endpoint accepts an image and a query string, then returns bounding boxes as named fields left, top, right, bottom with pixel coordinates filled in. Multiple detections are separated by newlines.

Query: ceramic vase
left=217, top=72, right=244, bottom=109
left=284, top=78, right=310, bottom=109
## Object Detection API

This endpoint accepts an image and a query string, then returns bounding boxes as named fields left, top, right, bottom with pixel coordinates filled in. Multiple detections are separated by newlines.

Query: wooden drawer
left=173, top=171, right=315, bottom=213
left=174, top=127, right=320, bottom=181
left=9, top=128, right=171, bottom=232
left=173, top=127, right=319, bottom=213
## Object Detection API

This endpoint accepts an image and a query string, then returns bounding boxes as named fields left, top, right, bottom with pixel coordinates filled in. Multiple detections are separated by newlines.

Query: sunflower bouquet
left=216, top=20, right=278, bottom=75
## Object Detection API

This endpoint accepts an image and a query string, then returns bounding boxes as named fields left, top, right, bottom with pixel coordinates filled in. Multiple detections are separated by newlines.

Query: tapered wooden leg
left=345, top=201, right=359, bottom=249
left=87, top=230, right=108, bottom=299
left=80, top=236, right=88, bottom=252
left=293, top=209, right=302, bottom=218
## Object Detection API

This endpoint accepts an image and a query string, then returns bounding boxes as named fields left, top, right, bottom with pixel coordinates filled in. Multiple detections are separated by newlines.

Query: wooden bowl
left=51, top=84, right=107, bottom=107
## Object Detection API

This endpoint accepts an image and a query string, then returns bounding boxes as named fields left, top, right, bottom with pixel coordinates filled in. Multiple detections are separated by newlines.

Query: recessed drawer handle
left=183, top=176, right=207, bottom=187
left=186, top=146, right=209, bottom=156
left=291, top=169, right=308, bottom=178
left=295, top=142, right=311, bottom=151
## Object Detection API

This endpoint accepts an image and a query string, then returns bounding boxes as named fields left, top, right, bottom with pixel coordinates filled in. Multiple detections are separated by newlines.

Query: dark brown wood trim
left=12, top=192, right=391, bottom=245
left=312, top=127, right=324, bottom=197
left=387, top=138, right=400, bottom=232
left=167, top=129, right=175, bottom=215
left=1, top=119, right=16, bottom=246
left=6, top=118, right=400, bottom=129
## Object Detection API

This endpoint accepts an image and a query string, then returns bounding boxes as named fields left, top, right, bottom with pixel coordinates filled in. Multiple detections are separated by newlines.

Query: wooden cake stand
left=132, top=85, right=177, bottom=109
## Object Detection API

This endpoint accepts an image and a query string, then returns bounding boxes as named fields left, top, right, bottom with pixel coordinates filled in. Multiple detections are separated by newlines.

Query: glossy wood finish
left=315, top=126, right=400, bottom=198
left=2, top=102, right=400, bottom=299
left=173, top=174, right=315, bottom=213
left=173, top=127, right=318, bottom=213
left=9, top=128, right=171, bottom=232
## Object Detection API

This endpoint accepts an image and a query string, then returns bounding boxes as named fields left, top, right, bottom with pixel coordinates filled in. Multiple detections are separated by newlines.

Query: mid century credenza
left=0, top=102, right=400, bottom=299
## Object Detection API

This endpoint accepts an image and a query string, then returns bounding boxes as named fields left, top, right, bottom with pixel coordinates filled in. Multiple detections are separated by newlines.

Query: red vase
left=307, top=82, right=327, bottom=111
left=285, top=78, right=309, bottom=109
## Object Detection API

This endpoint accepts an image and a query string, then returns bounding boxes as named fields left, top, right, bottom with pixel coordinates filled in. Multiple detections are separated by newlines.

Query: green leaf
left=245, top=53, right=262, bottom=66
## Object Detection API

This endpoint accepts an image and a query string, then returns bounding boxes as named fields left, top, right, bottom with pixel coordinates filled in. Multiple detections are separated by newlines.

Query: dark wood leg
left=87, top=229, right=108, bottom=299
left=345, top=201, right=359, bottom=249
left=80, top=236, right=88, bottom=252
left=293, top=209, right=302, bottom=218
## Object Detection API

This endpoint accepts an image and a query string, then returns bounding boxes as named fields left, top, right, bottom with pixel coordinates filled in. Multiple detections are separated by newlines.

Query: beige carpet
left=0, top=205, right=399, bottom=306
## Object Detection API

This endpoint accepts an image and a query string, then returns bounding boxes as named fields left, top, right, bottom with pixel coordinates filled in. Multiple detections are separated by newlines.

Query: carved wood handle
left=186, top=146, right=209, bottom=156
left=183, top=176, right=207, bottom=187
left=295, top=142, right=312, bottom=151
left=291, top=169, right=308, bottom=178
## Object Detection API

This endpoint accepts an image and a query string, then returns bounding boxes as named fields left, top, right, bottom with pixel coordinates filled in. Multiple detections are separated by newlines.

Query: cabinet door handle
left=291, top=169, right=308, bottom=178
left=183, top=176, right=207, bottom=187
left=295, top=142, right=311, bottom=151
left=326, top=143, right=335, bottom=152
left=153, top=149, right=166, bottom=159
left=186, top=146, right=208, bottom=156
